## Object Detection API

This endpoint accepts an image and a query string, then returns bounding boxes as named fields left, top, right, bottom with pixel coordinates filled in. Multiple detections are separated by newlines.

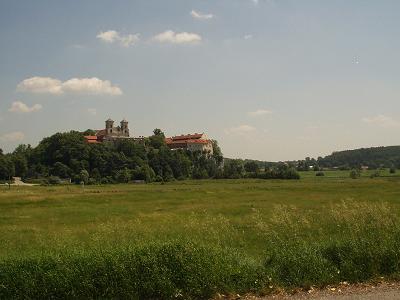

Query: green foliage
left=82, top=129, right=96, bottom=136
left=244, top=161, right=259, bottom=174
left=370, top=170, right=381, bottom=178
left=0, top=243, right=263, bottom=300
left=79, top=169, right=89, bottom=184
left=223, top=159, right=245, bottom=179
left=263, top=202, right=400, bottom=288
left=115, top=168, right=131, bottom=183
left=2, top=186, right=400, bottom=298
left=48, top=176, right=62, bottom=185
left=52, top=162, right=71, bottom=178
left=0, top=153, right=15, bottom=180
left=2, top=130, right=224, bottom=184
left=349, top=169, right=361, bottom=179
left=149, top=128, right=166, bottom=149
left=315, top=171, right=325, bottom=177
left=317, top=146, right=400, bottom=169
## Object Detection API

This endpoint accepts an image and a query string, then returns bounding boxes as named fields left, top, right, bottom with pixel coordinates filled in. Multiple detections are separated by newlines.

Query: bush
left=349, top=169, right=361, bottom=179
left=370, top=170, right=380, bottom=178
left=315, top=171, right=325, bottom=177
left=115, top=168, right=131, bottom=183
left=88, top=178, right=97, bottom=185
left=48, top=176, right=61, bottom=185
left=390, top=167, right=396, bottom=174
left=23, top=178, right=49, bottom=185
left=155, top=175, right=163, bottom=183
left=0, top=243, right=264, bottom=299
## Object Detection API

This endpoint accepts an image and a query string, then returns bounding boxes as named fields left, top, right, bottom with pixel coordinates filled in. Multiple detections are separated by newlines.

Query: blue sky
left=0, top=0, right=399, bottom=160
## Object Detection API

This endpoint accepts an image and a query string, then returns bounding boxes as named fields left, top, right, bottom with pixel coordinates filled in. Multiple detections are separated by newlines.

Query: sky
left=0, top=0, right=400, bottom=161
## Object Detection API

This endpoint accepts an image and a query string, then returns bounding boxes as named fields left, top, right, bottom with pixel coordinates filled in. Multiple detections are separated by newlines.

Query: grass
left=1, top=174, right=400, bottom=298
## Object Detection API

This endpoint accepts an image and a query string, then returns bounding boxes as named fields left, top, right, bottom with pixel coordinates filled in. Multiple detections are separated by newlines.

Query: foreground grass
left=1, top=178, right=400, bottom=298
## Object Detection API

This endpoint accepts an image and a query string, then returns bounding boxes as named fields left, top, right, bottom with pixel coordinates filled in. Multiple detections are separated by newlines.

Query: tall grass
left=262, top=201, right=400, bottom=287
left=1, top=201, right=400, bottom=299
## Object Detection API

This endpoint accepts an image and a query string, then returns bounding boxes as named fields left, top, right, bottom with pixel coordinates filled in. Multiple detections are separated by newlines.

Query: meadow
left=1, top=172, right=400, bottom=298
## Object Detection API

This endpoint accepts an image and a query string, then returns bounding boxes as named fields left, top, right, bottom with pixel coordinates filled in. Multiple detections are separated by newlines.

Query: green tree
left=52, top=162, right=72, bottom=178
left=79, top=169, right=90, bottom=184
left=149, top=129, right=166, bottom=149
left=244, top=161, right=259, bottom=174
left=115, top=168, right=131, bottom=183
left=0, top=155, right=15, bottom=181
left=13, top=156, right=28, bottom=178
left=223, top=159, right=244, bottom=179
left=350, top=169, right=361, bottom=179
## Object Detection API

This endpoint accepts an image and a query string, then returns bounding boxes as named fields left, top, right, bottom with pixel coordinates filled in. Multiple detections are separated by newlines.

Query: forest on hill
left=3, top=130, right=397, bottom=183
left=0, top=129, right=222, bottom=183
left=295, top=145, right=400, bottom=171
left=0, top=129, right=299, bottom=183
left=225, top=145, right=400, bottom=172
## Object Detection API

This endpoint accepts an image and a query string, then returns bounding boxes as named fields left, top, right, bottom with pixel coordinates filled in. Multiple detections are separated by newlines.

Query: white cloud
left=0, top=131, right=25, bottom=142
left=17, top=77, right=122, bottom=96
left=97, top=30, right=140, bottom=47
left=61, top=78, right=122, bottom=95
left=362, top=114, right=400, bottom=128
left=87, top=108, right=97, bottom=115
left=252, top=0, right=259, bottom=4
left=17, top=77, right=63, bottom=95
left=225, top=124, right=256, bottom=135
left=244, top=34, right=253, bottom=40
left=8, top=101, right=42, bottom=114
left=190, top=10, right=214, bottom=20
left=248, top=109, right=272, bottom=117
left=153, top=30, right=202, bottom=45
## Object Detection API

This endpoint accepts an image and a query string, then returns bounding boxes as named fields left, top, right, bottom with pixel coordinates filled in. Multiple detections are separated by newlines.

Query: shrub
left=0, top=243, right=265, bottom=299
left=390, top=167, right=396, bottom=174
left=115, top=168, right=131, bottom=183
left=315, top=171, right=325, bottom=177
left=155, top=175, right=163, bottom=183
left=370, top=170, right=380, bottom=178
left=48, top=176, right=61, bottom=185
left=349, top=169, right=361, bottom=179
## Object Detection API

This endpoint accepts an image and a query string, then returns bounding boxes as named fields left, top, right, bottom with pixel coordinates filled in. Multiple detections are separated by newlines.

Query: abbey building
left=84, top=118, right=213, bottom=154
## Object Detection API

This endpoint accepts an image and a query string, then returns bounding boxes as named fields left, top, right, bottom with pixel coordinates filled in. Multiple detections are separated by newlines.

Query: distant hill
left=226, top=145, right=400, bottom=170
left=318, top=146, right=400, bottom=169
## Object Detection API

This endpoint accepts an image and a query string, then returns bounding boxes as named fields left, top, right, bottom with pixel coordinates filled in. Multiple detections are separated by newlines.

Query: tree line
left=294, top=146, right=400, bottom=171
left=0, top=129, right=300, bottom=184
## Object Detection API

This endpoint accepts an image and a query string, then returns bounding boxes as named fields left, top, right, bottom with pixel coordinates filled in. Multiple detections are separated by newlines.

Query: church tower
left=120, top=119, right=129, bottom=137
left=105, top=118, right=114, bottom=135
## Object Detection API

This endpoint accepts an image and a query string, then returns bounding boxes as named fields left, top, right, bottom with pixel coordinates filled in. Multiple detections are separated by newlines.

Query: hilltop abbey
left=84, top=118, right=213, bottom=154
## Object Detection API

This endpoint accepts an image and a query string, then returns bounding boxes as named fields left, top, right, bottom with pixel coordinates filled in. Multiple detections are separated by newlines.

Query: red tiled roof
left=84, top=136, right=98, bottom=140
left=166, top=139, right=210, bottom=146
left=170, top=133, right=204, bottom=141
left=84, top=136, right=100, bottom=144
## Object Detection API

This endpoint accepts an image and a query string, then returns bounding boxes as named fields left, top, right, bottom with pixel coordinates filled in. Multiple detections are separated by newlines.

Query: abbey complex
left=84, top=118, right=214, bottom=154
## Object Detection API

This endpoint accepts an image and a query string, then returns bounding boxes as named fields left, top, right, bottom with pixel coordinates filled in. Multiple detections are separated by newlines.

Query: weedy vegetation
left=1, top=176, right=400, bottom=298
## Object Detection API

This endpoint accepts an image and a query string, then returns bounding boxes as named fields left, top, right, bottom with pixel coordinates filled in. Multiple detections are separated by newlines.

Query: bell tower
left=105, top=118, right=114, bottom=135
left=120, top=119, right=129, bottom=137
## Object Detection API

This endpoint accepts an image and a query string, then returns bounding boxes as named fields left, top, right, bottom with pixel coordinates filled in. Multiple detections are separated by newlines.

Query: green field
left=1, top=174, right=400, bottom=298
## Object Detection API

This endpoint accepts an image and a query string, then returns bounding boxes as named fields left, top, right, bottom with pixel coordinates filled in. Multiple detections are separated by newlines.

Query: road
left=233, top=282, right=400, bottom=300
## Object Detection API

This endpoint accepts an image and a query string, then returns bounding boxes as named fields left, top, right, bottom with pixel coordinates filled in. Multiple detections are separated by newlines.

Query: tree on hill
left=318, top=146, right=400, bottom=169
left=149, top=129, right=166, bottom=149
left=244, top=161, right=259, bottom=174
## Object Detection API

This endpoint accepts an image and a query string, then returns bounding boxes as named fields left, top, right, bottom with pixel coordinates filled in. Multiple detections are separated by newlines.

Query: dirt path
left=11, top=177, right=37, bottom=186
left=225, top=282, right=400, bottom=300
